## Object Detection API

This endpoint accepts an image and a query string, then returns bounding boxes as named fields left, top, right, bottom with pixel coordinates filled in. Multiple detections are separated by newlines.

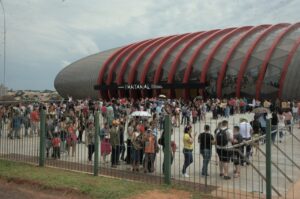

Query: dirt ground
left=130, top=190, right=192, bottom=199
left=0, top=178, right=193, bottom=199
left=0, top=178, right=85, bottom=199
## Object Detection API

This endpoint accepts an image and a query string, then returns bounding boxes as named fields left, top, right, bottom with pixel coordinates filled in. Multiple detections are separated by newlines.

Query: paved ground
left=1, top=112, right=300, bottom=198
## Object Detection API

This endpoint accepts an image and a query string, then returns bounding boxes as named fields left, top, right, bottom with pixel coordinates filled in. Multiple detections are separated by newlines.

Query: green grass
left=0, top=159, right=160, bottom=199
left=0, top=159, right=216, bottom=199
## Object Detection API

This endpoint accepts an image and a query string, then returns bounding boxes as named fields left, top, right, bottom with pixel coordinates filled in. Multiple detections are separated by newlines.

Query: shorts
left=217, top=149, right=232, bottom=163
left=232, top=151, right=242, bottom=165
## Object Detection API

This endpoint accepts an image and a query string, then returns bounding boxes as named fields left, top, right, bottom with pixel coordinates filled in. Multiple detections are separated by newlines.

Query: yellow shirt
left=183, top=134, right=193, bottom=150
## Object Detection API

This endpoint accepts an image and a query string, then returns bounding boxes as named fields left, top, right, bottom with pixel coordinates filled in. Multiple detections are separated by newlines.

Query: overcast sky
left=0, top=0, right=299, bottom=90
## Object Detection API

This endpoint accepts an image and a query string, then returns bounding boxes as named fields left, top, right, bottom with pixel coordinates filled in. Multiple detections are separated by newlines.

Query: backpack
left=216, top=128, right=228, bottom=147
left=158, top=131, right=164, bottom=146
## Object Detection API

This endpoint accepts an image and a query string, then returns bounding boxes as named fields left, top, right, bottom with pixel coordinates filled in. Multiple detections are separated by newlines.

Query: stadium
left=54, top=23, right=300, bottom=100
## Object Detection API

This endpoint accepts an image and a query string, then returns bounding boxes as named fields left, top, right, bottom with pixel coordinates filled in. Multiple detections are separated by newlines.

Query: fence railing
left=0, top=109, right=299, bottom=199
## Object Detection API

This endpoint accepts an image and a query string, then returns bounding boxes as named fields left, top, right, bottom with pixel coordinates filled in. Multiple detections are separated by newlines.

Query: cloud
left=0, top=0, right=299, bottom=90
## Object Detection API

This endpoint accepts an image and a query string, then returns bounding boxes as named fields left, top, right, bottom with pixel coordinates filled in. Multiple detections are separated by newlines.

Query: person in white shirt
left=292, top=105, right=298, bottom=123
left=278, top=110, right=285, bottom=143
left=239, top=119, right=253, bottom=165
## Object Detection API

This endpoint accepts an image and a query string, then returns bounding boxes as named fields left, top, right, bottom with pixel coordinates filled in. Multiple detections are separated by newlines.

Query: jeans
left=200, top=149, right=212, bottom=175
left=13, top=128, right=21, bottom=138
left=126, top=139, right=132, bottom=164
left=241, top=138, right=251, bottom=164
left=119, top=144, right=126, bottom=161
left=111, top=145, right=120, bottom=166
left=271, top=125, right=278, bottom=143
left=181, top=115, right=188, bottom=125
left=53, top=147, right=60, bottom=159
left=131, top=148, right=140, bottom=162
left=182, top=149, right=193, bottom=174
left=60, top=140, right=66, bottom=153
left=144, top=153, right=155, bottom=173
left=88, top=144, right=95, bottom=161
left=24, top=128, right=29, bottom=137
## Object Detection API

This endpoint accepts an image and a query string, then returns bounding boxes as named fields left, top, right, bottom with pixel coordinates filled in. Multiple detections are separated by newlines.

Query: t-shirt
left=30, top=111, right=39, bottom=122
left=183, top=133, right=193, bottom=150
left=219, top=127, right=233, bottom=147
left=239, top=122, right=252, bottom=139
left=144, top=135, right=155, bottom=154
left=52, top=137, right=61, bottom=147
left=199, top=132, right=214, bottom=150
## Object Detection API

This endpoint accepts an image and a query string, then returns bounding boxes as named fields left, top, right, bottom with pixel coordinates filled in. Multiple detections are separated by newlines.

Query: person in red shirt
left=52, top=133, right=61, bottom=159
left=30, top=108, right=40, bottom=135
left=66, top=122, right=77, bottom=157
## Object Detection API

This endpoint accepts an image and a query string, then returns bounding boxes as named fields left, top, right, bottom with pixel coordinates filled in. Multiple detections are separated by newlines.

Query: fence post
left=94, top=111, right=100, bottom=176
left=39, top=109, right=46, bottom=167
left=163, top=115, right=171, bottom=185
left=266, top=119, right=272, bottom=199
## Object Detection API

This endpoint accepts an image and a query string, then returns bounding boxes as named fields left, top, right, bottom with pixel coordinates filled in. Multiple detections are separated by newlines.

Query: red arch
left=97, top=44, right=134, bottom=99
left=200, top=26, right=252, bottom=89
left=153, top=32, right=200, bottom=97
left=106, top=39, right=151, bottom=98
left=278, top=37, right=300, bottom=98
left=127, top=36, right=174, bottom=98
left=139, top=34, right=188, bottom=97
left=166, top=30, right=218, bottom=98
left=128, top=36, right=173, bottom=84
left=116, top=38, right=162, bottom=97
left=255, top=23, right=300, bottom=99
left=216, top=25, right=270, bottom=98
left=167, top=30, right=218, bottom=84
left=235, top=23, right=289, bottom=98
left=153, top=33, right=198, bottom=84
left=182, top=28, right=235, bottom=98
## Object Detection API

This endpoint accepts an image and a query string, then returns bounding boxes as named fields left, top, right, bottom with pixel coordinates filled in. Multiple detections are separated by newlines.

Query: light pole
left=0, top=0, right=6, bottom=95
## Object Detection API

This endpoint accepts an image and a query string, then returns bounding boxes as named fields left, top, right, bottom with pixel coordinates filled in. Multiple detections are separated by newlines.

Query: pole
left=266, top=119, right=272, bottom=199
left=163, top=115, right=171, bottom=185
left=94, top=111, right=100, bottom=176
left=39, top=109, right=46, bottom=167
left=0, top=0, right=6, bottom=94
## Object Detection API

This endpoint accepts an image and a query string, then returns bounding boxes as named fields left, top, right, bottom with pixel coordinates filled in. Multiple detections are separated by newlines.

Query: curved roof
left=55, top=23, right=300, bottom=100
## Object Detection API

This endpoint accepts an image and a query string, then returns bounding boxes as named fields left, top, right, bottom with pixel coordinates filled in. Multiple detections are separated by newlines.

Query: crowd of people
left=0, top=97, right=299, bottom=179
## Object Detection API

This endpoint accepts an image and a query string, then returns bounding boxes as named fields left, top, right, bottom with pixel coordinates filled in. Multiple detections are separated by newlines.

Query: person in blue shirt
left=11, top=110, right=22, bottom=139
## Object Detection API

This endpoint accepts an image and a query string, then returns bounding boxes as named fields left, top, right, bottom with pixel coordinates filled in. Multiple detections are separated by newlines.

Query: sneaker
left=182, top=173, right=189, bottom=178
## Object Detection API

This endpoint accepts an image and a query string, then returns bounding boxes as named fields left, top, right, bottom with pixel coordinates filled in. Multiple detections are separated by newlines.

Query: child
left=52, top=133, right=61, bottom=159
left=232, top=126, right=243, bottom=178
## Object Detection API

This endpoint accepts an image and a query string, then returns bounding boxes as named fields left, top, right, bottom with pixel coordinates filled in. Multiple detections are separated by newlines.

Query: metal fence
left=0, top=108, right=299, bottom=199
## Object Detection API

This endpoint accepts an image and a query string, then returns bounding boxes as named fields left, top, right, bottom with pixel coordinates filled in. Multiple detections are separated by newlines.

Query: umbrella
left=252, top=107, right=269, bottom=114
left=131, top=111, right=151, bottom=117
left=158, top=94, right=166, bottom=99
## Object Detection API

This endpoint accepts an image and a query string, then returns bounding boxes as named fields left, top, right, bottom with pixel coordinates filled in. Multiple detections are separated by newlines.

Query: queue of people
left=0, top=97, right=299, bottom=179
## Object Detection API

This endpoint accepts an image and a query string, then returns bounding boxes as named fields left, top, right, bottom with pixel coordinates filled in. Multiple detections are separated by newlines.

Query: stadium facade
left=55, top=23, right=300, bottom=100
